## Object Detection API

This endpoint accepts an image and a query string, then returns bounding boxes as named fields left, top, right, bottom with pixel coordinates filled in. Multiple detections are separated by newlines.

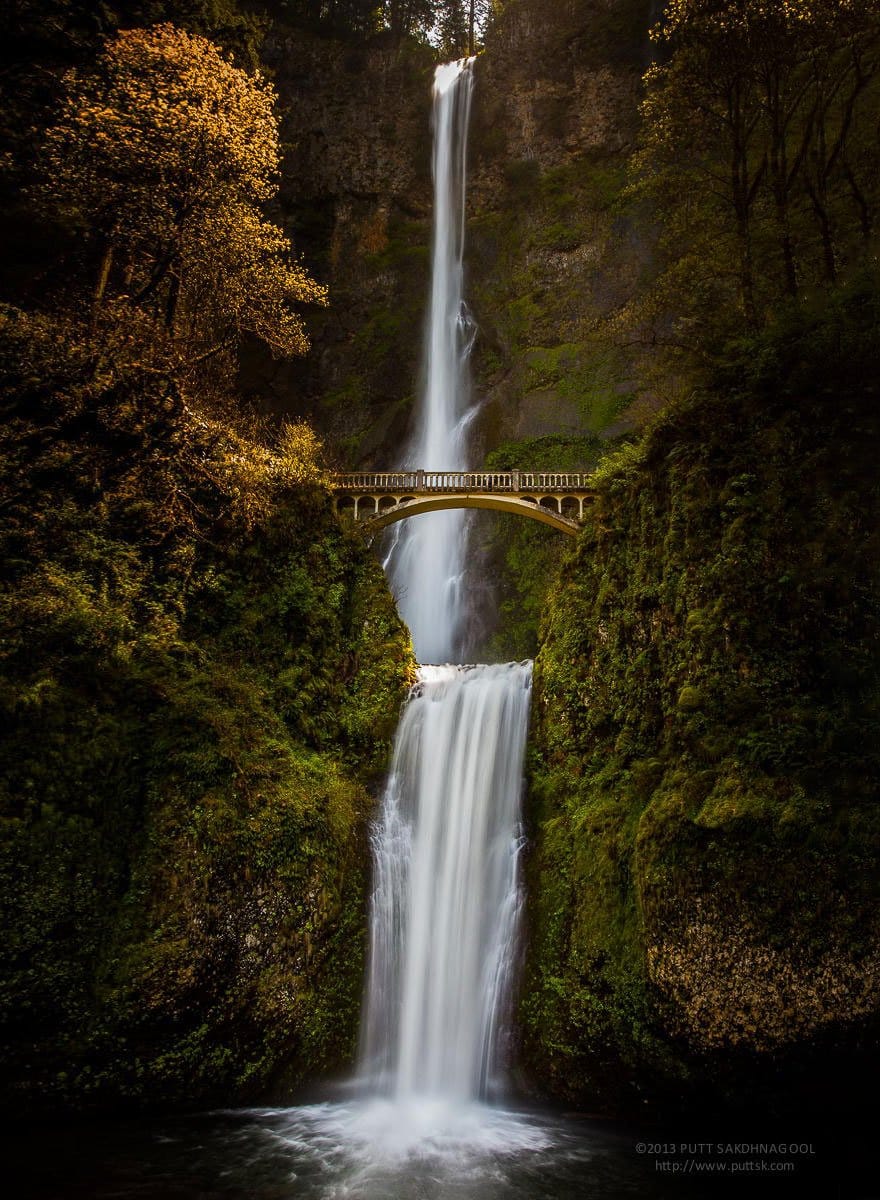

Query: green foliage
left=522, top=282, right=880, bottom=1110
left=478, top=434, right=602, bottom=660
left=624, top=0, right=880, bottom=364
left=0, top=309, right=412, bottom=1113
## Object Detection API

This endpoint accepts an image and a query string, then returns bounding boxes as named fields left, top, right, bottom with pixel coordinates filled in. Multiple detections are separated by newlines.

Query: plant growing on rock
left=38, top=23, right=326, bottom=370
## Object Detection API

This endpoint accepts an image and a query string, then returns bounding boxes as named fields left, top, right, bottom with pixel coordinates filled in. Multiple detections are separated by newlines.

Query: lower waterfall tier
left=360, top=662, right=532, bottom=1102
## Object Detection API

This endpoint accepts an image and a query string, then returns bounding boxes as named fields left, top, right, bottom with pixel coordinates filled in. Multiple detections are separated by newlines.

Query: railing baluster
left=330, top=472, right=592, bottom=522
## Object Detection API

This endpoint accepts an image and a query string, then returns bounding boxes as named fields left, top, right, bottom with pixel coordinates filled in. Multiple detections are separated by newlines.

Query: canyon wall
left=523, top=294, right=880, bottom=1115
left=254, top=0, right=655, bottom=472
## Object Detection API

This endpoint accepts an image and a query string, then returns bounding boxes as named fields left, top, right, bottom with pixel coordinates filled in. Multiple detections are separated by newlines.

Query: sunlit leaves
left=43, top=24, right=278, bottom=226
left=38, top=23, right=326, bottom=366
left=0, top=307, right=329, bottom=544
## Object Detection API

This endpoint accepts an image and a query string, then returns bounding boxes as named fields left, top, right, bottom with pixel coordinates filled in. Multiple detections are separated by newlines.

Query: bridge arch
left=351, top=493, right=580, bottom=536
left=331, top=470, right=594, bottom=535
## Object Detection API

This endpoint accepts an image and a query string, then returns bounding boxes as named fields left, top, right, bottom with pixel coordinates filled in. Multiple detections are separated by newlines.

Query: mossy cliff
left=240, top=2, right=656, bottom=476
left=469, top=0, right=654, bottom=449
left=0, top=311, right=413, bottom=1116
left=239, top=1, right=659, bottom=657
left=241, top=28, right=436, bottom=464
left=521, top=287, right=880, bottom=1116
left=460, top=0, right=656, bottom=656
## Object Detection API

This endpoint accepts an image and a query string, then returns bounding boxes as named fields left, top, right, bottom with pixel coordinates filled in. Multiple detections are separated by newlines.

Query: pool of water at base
left=1, top=1096, right=857, bottom=1200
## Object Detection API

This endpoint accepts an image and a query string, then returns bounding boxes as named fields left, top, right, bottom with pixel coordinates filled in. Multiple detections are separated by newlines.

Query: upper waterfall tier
left=385, top=58, right=476, bottom=664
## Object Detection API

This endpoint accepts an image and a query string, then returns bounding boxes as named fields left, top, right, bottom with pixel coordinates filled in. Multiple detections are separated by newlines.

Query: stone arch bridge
left=332, top=471, right=595, bottom=536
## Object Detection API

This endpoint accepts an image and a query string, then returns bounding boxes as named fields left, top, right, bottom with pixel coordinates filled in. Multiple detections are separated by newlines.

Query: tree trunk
left=165, top=268, right=181, bottom=333
left=766, top=74, right=798, bottom=297
left=806, top=180, right=837, bottom=283
left=737, top=213, right=758, bottom=329
left=842, top=162, right=872, bottom=241
left=730, top=98, right=758, bottom=328
left=91, top=243, right=114, bottom=330
left=807, top=114, right=836, bottom=283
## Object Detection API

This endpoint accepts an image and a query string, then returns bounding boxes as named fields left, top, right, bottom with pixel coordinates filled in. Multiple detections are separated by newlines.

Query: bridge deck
left=333, top=470, right=593, bottom=494
left=332, top=470, right=595, bottom=536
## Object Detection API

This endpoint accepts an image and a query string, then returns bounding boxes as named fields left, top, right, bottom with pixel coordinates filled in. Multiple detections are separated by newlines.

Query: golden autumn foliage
left=648, top=899, right=880, bottom=1051
left=39, top=23, right=326, bottom=365
left=0, top=306, right=330, bottom=539
left=659, top=0, right=878, bottom=38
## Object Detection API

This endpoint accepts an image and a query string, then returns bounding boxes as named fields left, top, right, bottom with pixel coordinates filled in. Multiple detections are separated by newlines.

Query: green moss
left=0, top=312, right=413, bottom=1115
left=521, top=342, right=634, bottom=430
left=478, top=435, right=603, bottom=661
left=471, top=151, right=628, bottom=363
left=522, top=285, right=880, bottom=1113
left=676, top=685, right=702, bottom=711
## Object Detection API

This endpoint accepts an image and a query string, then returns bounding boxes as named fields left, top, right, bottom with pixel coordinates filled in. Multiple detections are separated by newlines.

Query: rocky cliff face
left=469, top=0, right=653, bottom=450
left=252, top=1, right=654, bottom=468
left=243, top=30, right=435, bottom=464
left=521, top=294, right=880, bottom=1116
left=250, top=3, right=656, bottom=659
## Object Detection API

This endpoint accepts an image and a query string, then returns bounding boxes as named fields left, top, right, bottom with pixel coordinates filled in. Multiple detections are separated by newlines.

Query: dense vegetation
left=521, top=0, right=880, bottom=1115
left=0, top=13, right=412, bottom=1114
left=470, top=0, right=880, bottom=657
left=1, top=0, right=878, bottom=1122
left=0, top=309, right=411, bottom=1113
left=627, top=0, right=880, bottom=358
left=478, top=434, right=602, bottom=660
left=523, top=279, right=880, bottom=1114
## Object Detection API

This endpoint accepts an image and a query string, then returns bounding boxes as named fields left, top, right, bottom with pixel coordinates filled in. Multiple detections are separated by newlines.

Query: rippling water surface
left=2, top=1101, right=676, bottom=1199
left=6, top=1098, right=843, bottom=1200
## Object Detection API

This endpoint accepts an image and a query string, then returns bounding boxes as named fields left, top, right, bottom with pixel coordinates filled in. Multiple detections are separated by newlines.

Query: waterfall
left=385, top=58, right=476, bottom=665
left=124, top=55, right=561, bottom=1191
left=359, top=662, right=531, bottom=1101
left=359, top=59, right=532, bottom=1115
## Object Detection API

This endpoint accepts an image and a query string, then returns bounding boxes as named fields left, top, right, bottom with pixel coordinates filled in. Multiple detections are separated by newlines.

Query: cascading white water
left=385, top=59, right=476, bottom=665
left=164, top=57, right=579, bottom=1190
left=54, top=50, right=639, bottom=1200
left=359, top=662, right=531, bottom=1101
left=359, top=60, right=532, bottom=1119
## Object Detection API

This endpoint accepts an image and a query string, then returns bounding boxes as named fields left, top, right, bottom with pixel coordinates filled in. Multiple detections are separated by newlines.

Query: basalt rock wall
left=252, top=1, right=655, bottom=469
left=521, top=297, right=880, bottom=1116
left=243, top=30, right=435, bottom=464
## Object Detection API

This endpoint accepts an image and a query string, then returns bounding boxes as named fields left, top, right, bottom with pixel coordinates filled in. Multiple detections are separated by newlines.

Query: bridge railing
left=333, top=471, right=592, bottom=493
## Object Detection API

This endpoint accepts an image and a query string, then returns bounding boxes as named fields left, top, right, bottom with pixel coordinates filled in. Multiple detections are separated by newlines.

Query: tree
left=637, top=23, right=766, bottom=326
left=38, top=23, right=326, bottom=366
left=264, top=0, right=490, bottom=49
left=628, top=0, right=880, bottom=350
